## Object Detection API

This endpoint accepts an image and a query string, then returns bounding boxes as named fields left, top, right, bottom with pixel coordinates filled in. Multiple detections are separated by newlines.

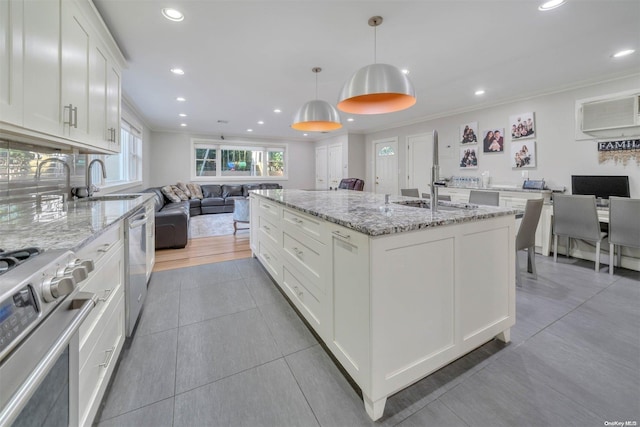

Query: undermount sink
left=76, top=194, right=141, bottom=202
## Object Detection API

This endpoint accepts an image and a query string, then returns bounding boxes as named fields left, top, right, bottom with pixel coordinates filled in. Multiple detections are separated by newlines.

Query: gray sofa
left=143, top=183, right=281, bottom=249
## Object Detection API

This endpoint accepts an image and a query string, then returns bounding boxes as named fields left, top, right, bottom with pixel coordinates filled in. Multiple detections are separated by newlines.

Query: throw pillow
left=187, top=183, right=204, bottom=200
left=176, top=181, right=191, bottom=198
left=161, top=185, right=181, bottom=203
left=171, top=185, right=189, bottom=201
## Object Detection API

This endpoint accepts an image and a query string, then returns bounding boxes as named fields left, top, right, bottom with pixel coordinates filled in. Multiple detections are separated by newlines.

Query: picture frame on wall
left=509, top=112, right=535, bottom=140
left=460, top=122, right=478, bottom=144
left=511, top=141, right=536, bottom=168
left=460, top=147, right=479, bottom=169
left=482, top=128, right=505, bottom=153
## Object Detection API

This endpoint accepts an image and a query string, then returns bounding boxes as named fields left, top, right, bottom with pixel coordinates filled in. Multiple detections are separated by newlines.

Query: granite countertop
left=437, top=184, right=553, bottom=194
left=0, top=193, right=154, bottom=252
left=252, top=189, right=518, bottom=236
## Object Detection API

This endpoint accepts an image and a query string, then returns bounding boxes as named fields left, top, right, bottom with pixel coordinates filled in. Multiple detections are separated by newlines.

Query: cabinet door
left=106, top=65, right=121, bottom=152
left=0, top=0, right=23, bottom=126
left=328, top=144, right=343, bottom=188
left=89, top=45, right=108, bottom=148
left=61, top=0, right=90, bottom=141
left=315, top=146, right=328, bottom=189
left=23, top=0, right=61, bottom=135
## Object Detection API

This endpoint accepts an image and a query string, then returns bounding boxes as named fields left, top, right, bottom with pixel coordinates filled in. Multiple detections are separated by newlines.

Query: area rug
left=189, top=213, right=248, bottom=238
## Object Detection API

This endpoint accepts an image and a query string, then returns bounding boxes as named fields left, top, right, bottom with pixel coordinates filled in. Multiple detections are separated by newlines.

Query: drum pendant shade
left=292, top=67, right=342, bottom=132
left=337, top=16, right=416, bottom=115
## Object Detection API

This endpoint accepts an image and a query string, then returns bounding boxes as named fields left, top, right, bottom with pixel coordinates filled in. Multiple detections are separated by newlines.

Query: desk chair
left=400, top=188, right=420, bottom=197
left=553, top=194, right=607, bottom=272
left=516, top=199, right=544, bottom=285
left=421, top=193, right=451, bottom=201
left=469, top=190, right=499, bottom=206
left=608, top=197, right=640, bottom=275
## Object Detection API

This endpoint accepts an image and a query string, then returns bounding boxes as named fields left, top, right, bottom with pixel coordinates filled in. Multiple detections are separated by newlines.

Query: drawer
left=259, top=198, right=281, bottom=221
left=282, top=264, right=321, bottom=328
left=258, top=215, right=280, bottom=246
left=283, top=208, right=323, bottom=242
left=79, top=293, right=124, bottom=426
left=76, top=223, right=123, bottom=267
left=282, top=230, right=323, bottom=297
left=258, top=239, right=282, bottom=283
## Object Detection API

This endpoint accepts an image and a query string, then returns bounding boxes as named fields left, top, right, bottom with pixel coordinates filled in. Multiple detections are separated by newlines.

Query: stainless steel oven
left=0, top=249, right=98, bottom=427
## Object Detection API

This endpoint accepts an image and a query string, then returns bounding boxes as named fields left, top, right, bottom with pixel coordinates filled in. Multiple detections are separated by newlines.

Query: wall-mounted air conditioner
left=578, top=94, right=640, bottom=138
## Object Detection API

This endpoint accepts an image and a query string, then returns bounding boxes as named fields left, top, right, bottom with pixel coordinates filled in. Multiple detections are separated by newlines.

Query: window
left=192, top=139, right=287, bottom=181
left=91, top=120, right=142, bottom=187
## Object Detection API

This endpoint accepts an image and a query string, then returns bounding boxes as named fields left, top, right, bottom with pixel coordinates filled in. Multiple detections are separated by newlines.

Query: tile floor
left=95, top=254, right=640, bottom=427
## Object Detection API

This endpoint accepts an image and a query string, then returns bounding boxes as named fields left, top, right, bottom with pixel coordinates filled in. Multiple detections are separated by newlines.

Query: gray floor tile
left=178, top=278, right=255, bottom=326
left=396, top=399, right=468, bottom=427
left=498, top=329, right=640, bottom=421
left=439, top=353, right=601, bottom=427
left=233, top=257, right=268, bottom=278
left=175, top=308, right=282, bottom=394
left=96, top=398, right=174, bottom=427
left=99, top=329, right=177, bottom=420
left=180, top=261, right=242, bottom=291
left=244, top=272, right=285, bottom=307
left=173, top=359, right=319, bottom=427
left=147, top=269, right=182, bottom=296
left=135, top=290, right=179, bottom=336
left=285, top=345, right=377, bottom=427
left=258, top=297, right=318, bottom=356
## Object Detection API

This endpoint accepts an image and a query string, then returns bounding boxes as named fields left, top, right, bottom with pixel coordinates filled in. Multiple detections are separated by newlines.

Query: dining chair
left=515, top=199, right=544, bottom=285
left=608, top=196, right=640, bottom=275
left=338, top=178, right=365, bottom=191
left=421, top=193, right=451, bottom=201
left=553, top=194, right=607, bottom=272
left=469, top=190, right=499, bottom=206
left=400, top=188, right=420, bottom=197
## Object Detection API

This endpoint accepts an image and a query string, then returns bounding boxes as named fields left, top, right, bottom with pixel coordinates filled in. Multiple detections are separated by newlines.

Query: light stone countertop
left=0, top=193, right=154, bottom=252
left=252, top=189, right=518, bottom=236
left=435, top=184, right=553, bottom=194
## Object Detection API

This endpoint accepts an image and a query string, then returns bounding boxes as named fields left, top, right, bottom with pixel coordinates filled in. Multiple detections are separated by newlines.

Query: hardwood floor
left=152, top=232, right=252, bottom=272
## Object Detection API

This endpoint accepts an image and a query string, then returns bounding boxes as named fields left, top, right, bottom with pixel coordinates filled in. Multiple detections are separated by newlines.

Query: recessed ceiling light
left=161, top=8, right=184, bottom=22
left=179, top=113, right=187, bottom=117
left=347, top=118, right=355, bottom=122
left=401, top=69, right=410, bottom=75
left=180, top=123, right=187, bottom=127
left=273, top=109, right=282, bottom=113
left=303, top=133, right=308, bottom=136
left=247, top=128, right=253, bottom=132
left=475, top=89, right=485, bottom=96
left=612, top=49, right=635, bottom=58
left=538, top=0, right=565, bottom=11
left=176, top=97, right=186, bottom=102
left=257, top=121, right=264, bottom=125
left=170, top=68, right=184, bottom=75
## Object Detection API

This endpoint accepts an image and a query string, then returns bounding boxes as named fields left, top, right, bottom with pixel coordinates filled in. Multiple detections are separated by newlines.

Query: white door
left=328, top=144, right=343, bottom=188
left=374, top=138, right=398, bottom=195
left=315, top=146, right=328, bottom=189
left=407, top=133, right=433, bottom=196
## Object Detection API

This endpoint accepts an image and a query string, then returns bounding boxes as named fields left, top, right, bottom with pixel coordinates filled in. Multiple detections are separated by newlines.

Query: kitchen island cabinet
left=250, top=189, right=516, bottom=420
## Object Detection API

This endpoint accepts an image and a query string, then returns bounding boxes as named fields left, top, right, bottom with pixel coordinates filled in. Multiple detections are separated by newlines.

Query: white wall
left=147, top=131, right=315, bottom=189
left=365, top=75, right=640, bottom=197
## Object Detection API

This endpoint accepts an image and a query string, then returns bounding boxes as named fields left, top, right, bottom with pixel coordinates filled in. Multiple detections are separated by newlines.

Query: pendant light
left=337, top=16, right=416, bottom=115
left=292, top=67, right=342, bottom=132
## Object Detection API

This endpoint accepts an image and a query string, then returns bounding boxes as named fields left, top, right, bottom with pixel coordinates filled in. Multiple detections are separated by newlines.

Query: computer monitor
left=571, top=175, right=630, bottom=199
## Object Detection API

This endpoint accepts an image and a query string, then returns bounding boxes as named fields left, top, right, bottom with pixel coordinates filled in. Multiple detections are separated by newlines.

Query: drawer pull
left=263, top=225, right=271, bottom=232
left=332, top=231, right=351, bottom=240
left=292, top=218, right=303, bottom=225
left=293, top=285, right=303, bottom=299
left=98, top=289, right=112, bottom=303
left=97, top=244, right=111, bottom=253
left=263, top=204, right=271, bottom=209
left=99, top=346, right=116, bottom=368
left=292, top=247, right=304, bottom=258
left=264, top=253, right=271, bottom=261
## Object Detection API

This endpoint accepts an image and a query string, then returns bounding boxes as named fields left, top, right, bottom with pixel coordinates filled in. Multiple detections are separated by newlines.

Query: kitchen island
left=250, top=189, right=518, bottom=421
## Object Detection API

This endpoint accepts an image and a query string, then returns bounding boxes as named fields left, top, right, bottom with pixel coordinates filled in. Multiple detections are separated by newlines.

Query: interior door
left=328, top=144, right=343, bottom=189
left=407, top=133, right=433, bottom=195
left=374, top=138, right=398, bottom=195
left=315, top=146, right=328, bottom=189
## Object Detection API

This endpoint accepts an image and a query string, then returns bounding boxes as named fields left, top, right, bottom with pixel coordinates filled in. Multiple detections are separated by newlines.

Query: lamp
left=337, top=16, right=416, bottom=115
left=292, top=67, right=342, bottom=132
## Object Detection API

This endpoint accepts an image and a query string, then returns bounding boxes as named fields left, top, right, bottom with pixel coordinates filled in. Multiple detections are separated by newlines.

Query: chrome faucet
left=86, top=159, right=106, bottom=197
left=430, top=130, right=439, bottom=214
left=35, top=158, right=71, bottom=202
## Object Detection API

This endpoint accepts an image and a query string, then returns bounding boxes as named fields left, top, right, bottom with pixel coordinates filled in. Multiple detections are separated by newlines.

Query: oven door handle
left=0, top=293, right=97, bottom=427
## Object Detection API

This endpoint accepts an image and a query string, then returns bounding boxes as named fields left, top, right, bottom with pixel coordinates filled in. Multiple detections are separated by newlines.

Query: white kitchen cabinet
left=106, top=64, right=121, bottom=151
left=315, top=146, right=328, bottom=189
left=89, top=45, right=107, bottom=145
left=328, top=143, right=343, bottom=189
left=0, top=0, right=24, bottom=126
left=144, top=198, right=155, bottom=282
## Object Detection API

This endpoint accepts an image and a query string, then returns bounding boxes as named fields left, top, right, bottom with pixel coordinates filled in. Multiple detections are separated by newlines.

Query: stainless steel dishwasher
left=125, top=207, right=148, bottom=336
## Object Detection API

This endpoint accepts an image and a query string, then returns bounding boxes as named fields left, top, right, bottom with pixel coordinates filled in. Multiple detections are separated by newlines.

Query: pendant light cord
left=373, top=24, right=377, bottom=64
left=315, top=71, right=318, bottom=99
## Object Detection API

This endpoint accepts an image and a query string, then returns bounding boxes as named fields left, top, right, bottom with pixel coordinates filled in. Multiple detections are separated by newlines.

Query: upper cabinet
left=0, top=0, right=126, bottom=154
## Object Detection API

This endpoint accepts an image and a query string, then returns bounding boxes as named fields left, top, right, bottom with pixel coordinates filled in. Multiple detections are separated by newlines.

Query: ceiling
left=92, top=0, right=640, bottom=141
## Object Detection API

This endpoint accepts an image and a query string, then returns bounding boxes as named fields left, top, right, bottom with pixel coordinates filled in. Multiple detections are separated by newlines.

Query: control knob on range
left=63, top=258, right=95, bottom=283
left=42, top=275, right=77, bottom=303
